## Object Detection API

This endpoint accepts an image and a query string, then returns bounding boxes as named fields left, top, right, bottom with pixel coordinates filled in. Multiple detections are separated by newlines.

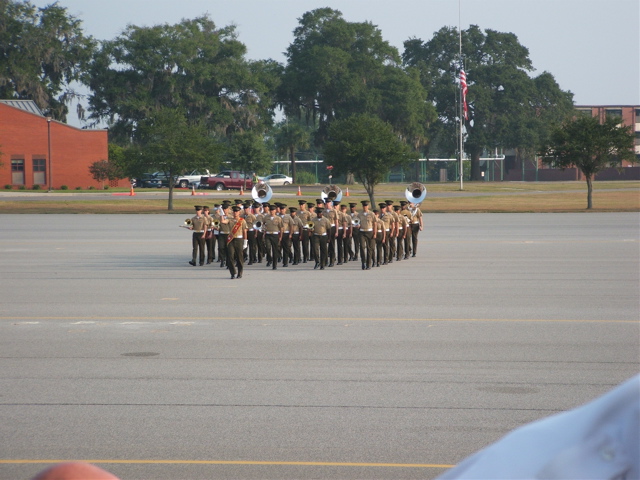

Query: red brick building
left=0, top=100, right=108, bottom=189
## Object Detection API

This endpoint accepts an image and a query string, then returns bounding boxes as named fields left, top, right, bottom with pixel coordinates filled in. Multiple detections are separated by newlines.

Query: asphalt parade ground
left=1, top=213, right=638, bottom=480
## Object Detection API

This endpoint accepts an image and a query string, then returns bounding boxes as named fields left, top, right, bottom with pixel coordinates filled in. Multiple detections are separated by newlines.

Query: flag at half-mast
left=460, top=69, right=468, bottom=121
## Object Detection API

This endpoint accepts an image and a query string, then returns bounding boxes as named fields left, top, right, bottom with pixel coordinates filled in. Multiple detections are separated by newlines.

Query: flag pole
left=459, top=0, right=464, bottom=190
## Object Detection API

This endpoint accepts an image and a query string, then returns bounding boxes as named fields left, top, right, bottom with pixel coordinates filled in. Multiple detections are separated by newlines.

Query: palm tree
left=274, top=120, right=311, bottom=184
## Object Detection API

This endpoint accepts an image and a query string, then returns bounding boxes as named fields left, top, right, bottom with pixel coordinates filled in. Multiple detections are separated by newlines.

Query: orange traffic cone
left=129, top=185, right=135, bottom=196
left=297, top=186, right=302, bottom=196
left=191, top=185, right=196, bottom=196
left=240, top=186, right=244, bottom=195
left=345, top=187, right=350, bottom=197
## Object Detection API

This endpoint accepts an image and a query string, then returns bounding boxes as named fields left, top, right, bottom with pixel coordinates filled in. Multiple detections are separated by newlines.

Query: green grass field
left=0, top=181, right=638, bottom=214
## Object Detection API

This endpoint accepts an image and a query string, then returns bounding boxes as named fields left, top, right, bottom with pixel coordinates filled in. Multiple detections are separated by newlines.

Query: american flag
left=460, top=69, right=468, bottom=121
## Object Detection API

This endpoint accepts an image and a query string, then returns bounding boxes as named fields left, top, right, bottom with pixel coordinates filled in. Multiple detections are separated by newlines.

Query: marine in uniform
left=262, top=205, right=283, bottom=270
left=323, top=199, right=338, bottom=267
left=409, top=202, right=424, bottom=257
left=310, top=207, right=332, bottom=269
left=374, top=206, right=387, bottom=267
left=217, top=203, right=231, bottom=268
left=357, top=201, right=375, bottom=270
left=393, top=205, right=406, bottom=261
left=189, top=205, right=207, bottom=266
left=243, top=203, right=257, bottom=265
left=400, top=200, right=412, bottom=258
left=224, top=206, right=248, bottom=279
left=385, top=200, right=398, bottom=263
left=279, top=204, right=293, bottom=267
left=289, top=207, right=304, bottom=265
left=202, top=206, right=215, bottom=264
left=348, top=202, right=359, bottom=262
left=297, top=200, right=311, bottom=263
left=335, top=202, right=348, bottom=265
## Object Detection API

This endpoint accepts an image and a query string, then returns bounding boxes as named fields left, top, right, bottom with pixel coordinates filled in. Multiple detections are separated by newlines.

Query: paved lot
left=0, top=213, right=638, bottom=479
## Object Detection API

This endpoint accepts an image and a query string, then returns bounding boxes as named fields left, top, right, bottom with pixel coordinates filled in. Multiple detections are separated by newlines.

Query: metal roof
left=0, top=99, right=44, bottom=116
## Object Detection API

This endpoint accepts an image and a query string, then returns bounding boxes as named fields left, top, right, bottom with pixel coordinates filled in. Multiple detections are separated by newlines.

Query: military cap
left=316, top=198, right=324, bottom=204
left=315, top=207, right=324, bottom=214
left=232, top=206, right=241, bottom=212
left=399, top=200, right=408, bottom=206
left=385, top=200, right=394, bottom=205
left=349, top=203, right=357, bottom=208
left=361, top=200, right=370, bottom=206
left=268, top=204, right=277, bottom=210
left=307, top=202, right=315, bottom=208
left=298, top=199, right=307, bottom=205
left=289, top=207, right=297, bottom=212
left=253, top=202, right=261, bottom=208
left=262, top=202, right=270, bottom=207
left=393, top=205, right=401, bottom=211
left=333, top=202, right=340, bottom=207
left=194, top=205, right=203, bottom=210
left=234, top=199, right=243, bottom=204
left=378, top=202, right=387, bottom=208
left=373, top=209, right=379, bottom=214
left=203, top=205, right=210, bottom=210
left=222, top=200, right=231, bottom=205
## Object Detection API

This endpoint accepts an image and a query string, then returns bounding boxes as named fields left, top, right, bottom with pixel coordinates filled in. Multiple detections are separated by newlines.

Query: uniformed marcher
left=393, top=205, right=406, bottom=261
left=335, top=202, right=348, bottom=265
left=385, top=200, right=398, bottom=263
left=279, top=204, right=293, bottom=267
left=357, top=201, right=375, bottom=270
left=188, top=205, right=207, bottom=266
left=409, top=202, right=424, bottom=257
left=244, top=204, right=257, bottom=265
left=323, top=199, right=338, bottom=267
left=224, top=206, right=248, bottom=279
left=217, top=203, right=231, bottom=268
left=202, top=206, right=215, bottom=264
left=262, top=205, right=283, bottom=270
left=348, top=202, right=359, bottom=261
left=378, top=203, right=391, bottom=265
left=289, top=207, right=304, bottom=265
left=310, top=207, right=332, bottom=269
left=374, top=207, right=387, bottom=267
left=298, top=200, right=311, bottom=263
left=400, top=200, right=412, bottom=258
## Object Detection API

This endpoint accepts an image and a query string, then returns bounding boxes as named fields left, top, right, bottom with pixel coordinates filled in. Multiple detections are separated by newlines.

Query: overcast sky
left=30, top=0, right=640, bottom=126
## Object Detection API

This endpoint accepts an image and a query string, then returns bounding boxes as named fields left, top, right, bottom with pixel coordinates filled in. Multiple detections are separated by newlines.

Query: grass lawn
left=0, top=181, right=637, bottom=214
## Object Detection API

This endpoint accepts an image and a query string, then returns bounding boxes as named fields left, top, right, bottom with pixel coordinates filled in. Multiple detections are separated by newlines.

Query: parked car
left=135, top=172, right=171, bottom=188
left=175, top=169, right=210, bottom=188
left=261, top=173, right=293, bottom=186
left=200, top=171, right=253, bottom=191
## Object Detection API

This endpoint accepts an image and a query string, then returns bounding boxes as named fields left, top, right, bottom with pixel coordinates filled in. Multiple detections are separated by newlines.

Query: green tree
left=89, top=159, right=123, bottom=189
left=0, top=0, right=95, bottom=121
left=273, top=120, right=311, bottom=183
left=226, top=131, right=272, bottom=190
left=132, top=108, right=224, bottom=210
left=279, top=8, right=433, bottom=147
left=540, top=115, right=635, bottom=209
left=324, top=114, right=415, bottom=205
left=86, top=15, right=277, bottom=139
left=403, top=26, right=574, bottom=180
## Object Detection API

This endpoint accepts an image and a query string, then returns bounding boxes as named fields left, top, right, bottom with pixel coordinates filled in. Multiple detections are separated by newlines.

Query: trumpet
left=179, top=218, right=192, bottom=229
left=321, top=184, right=342, bottom=203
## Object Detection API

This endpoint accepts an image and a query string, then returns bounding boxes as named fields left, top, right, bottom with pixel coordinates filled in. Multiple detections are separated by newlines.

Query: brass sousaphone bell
left=251, top=182, right=273, bottom=203
left=405, top=182, right=427, bottom=204
left=321, top=185, right=342, bottom=203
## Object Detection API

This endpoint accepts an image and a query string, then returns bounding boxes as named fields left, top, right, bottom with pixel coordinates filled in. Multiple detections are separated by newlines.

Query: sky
left=29, top=0, right=640, bottom=127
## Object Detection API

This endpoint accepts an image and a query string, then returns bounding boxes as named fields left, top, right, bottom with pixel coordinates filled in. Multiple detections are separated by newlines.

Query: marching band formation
left=183, top=183, right=426, bottom=279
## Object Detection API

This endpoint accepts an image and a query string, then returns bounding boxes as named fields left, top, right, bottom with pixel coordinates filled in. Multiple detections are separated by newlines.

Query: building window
left=33, top=157, right=46, bottom=185
left=605, top=109, right=623, bottom=120
left=11, top=157, right=25, bottom=185
left=636, top=109, right=640, bottom=124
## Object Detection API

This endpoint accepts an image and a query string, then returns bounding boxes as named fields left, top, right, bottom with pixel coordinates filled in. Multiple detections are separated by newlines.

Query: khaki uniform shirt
left=358, top=211, right=375, bottom=231
left=410, top=207, right=423, bottom=225
left=324, top=208, right=338, bottom=227
left=380, top=212, right=392, bottom=231
left=291, top=216, right=303, bottom=234
left=228, top=218, right=247, bottom=239
left=311, top=216, right=332, bottom=235
left=244, top=212, right=256, bottom=231
left=281, top=214, right=294, bottom=234
left=263, top=214, right=284, bottom=234
left=218, top=210, right=232, bottom=234
left=190, top=215, right=207, bottom=233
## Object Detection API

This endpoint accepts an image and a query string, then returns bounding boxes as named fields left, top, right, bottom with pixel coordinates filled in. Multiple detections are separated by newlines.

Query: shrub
left=295, top=171, right=317, bottom=185
left=4, top=184, right=12, bottom=190
left=75, top=186, right=82, bottom=190
left=60, top=185, right=68, bottom=190
left=18, top=185, right=26, bottom=190
left=32, top=184, right=41, bottom=190
left=88, top=185, right=96, bottom=190
left=103, top=185, right=109, bottom=190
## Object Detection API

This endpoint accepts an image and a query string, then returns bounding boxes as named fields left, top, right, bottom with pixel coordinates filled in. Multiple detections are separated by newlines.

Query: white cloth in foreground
left=436, top=374, right=639, bottom=480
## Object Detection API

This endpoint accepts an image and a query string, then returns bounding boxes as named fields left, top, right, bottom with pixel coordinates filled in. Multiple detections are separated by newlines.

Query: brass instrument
left=212, top=219, right=221, bottom=229
left=321, top=184, right=342, bottom=203
left=253, top=220, right=263, bottom=231
left=251, top=182, right=273, bottom=203
left=305, top=221, right=315, bottom=230
left=179, top=218, right=192, bottom=229
left=405, top=182, right=427, bottom=204
left=351, top=217, right=361, bottom=227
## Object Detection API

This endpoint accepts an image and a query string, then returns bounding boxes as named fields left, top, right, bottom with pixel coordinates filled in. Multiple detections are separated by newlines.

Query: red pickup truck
left=200, top=171, right=253, bottom=191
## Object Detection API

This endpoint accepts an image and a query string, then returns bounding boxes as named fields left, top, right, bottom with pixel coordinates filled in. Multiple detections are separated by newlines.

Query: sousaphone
left=405, top=182, right=427, bottom=204
left=251, top=182, right=272, bottom=203
left=321, top=185, right=342, bottom=203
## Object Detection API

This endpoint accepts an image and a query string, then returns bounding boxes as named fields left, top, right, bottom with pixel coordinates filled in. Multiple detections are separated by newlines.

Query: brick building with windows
left=0, top=100, right=108, bottom=189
